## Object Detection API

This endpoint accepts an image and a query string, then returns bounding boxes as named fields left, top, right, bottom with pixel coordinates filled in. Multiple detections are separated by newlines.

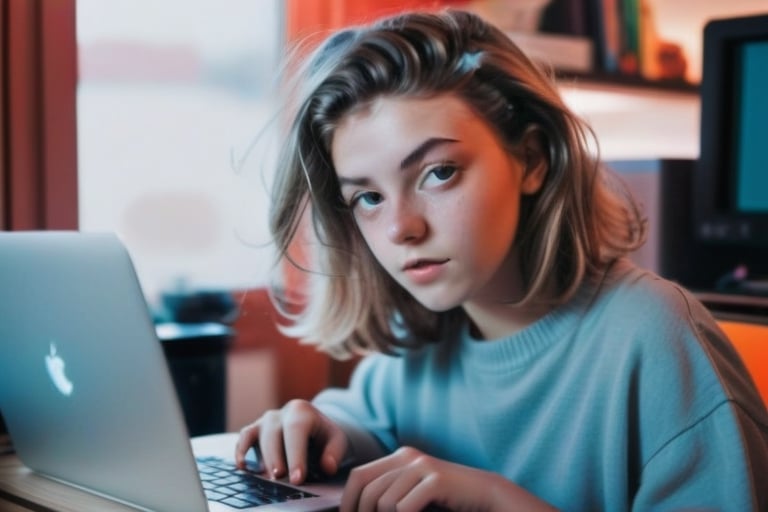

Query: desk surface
left=0, top=452, right=150, bottom=511
left=0, top=434, right=237, bottom=511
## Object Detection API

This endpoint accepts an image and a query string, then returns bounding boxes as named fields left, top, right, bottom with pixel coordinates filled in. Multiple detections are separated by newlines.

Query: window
left=77, top=0, right=282, bottom=304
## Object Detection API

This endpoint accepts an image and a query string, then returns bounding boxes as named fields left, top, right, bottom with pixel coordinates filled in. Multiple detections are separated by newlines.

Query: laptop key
left=204, top=489, right=229, bottom=501
left=212, top=476, right=244, bottom=486
left=199, top=472, right=218, bottom=482
left=221, top=496, right=253, bottom=509
left=215, top=486, right=240, bottom=497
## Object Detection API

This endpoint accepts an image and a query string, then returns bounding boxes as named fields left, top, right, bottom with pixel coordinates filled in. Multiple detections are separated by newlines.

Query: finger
left=340, top=447, right=433, bottom=512
left=358, top=454, right=441, bottom=512
left=396, top=474, right=448, bottom=512
left=362, top=469, right=422, bottom=512
left=340, top=449, right=413, bottom=512
left=257, top=411, right=288, bottom=479
left=319, top=424, right=348, bottom=476
left=340, top=465, right=397, bottom=512
left=339, top=462, right=366, bottom=511
left=282, top=400, right=322, bottom=483
left=235, top=422, right=261, bottom=468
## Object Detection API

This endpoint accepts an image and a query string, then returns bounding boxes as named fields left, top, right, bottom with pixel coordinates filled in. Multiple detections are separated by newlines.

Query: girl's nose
left=386, top=205, right=427, bottom=244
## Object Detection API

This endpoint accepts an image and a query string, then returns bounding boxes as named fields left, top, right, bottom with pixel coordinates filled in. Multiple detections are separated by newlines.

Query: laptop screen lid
left=0, top=232, right=345, bottom=512
left=0, top=231, right=209, bottom=511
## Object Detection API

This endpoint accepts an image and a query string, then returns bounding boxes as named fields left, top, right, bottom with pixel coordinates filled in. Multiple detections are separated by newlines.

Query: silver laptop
left=0, top=231, right=343, bottom=511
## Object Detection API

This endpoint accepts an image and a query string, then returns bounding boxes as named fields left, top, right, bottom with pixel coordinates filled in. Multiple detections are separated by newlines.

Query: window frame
left=1, top=0, right=77, bottom=230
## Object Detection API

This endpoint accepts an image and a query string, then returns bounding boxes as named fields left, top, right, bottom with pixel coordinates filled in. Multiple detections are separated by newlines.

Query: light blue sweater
left=313, top=259, right=768, bottom=511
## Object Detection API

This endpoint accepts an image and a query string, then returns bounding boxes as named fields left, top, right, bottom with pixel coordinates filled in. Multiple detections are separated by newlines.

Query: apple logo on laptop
left=45, top=343, right=74, bottom=396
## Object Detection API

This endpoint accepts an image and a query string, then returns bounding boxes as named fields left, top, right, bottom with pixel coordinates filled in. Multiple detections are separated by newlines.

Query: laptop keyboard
left=196, top=456, right=317, bottom=509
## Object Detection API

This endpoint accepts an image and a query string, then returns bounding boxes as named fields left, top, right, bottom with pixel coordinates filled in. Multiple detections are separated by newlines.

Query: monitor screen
left=695, top=13, right=768, bottom=249
left=733, top=40, right=768, bottom=214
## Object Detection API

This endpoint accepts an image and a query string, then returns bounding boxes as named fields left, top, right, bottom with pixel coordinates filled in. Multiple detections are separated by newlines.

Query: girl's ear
left=520, top=129, right=548, bottom=195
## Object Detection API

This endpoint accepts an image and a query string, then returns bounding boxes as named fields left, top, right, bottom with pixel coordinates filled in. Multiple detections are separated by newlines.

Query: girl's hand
left=341, top=446, right=558, bottom=512
left=235, top=399, right=349, bottom=484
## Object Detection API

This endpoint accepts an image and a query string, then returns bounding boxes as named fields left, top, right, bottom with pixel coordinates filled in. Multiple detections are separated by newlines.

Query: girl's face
left=331, top=94, right=545, bottom=314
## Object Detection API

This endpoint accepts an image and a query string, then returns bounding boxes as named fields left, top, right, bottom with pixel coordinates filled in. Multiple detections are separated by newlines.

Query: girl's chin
left=409, top=291, right=464, bottom=313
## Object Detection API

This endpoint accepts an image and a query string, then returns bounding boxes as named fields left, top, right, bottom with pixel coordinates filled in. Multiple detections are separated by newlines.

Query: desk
left=0, top=434, right=238, bottom=511
left=0, top=453, right=140, bottom=511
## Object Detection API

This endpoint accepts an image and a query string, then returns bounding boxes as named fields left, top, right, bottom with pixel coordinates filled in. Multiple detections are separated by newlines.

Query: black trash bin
left=156, top=322, right=233, bottom=437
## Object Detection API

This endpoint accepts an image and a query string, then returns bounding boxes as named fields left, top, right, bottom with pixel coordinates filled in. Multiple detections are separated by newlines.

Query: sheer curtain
left=76, top=0, right=282, bottom=304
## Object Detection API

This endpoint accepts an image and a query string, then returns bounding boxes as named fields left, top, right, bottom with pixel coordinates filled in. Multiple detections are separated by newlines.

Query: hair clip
left=458, top=50, right=483, bottom=72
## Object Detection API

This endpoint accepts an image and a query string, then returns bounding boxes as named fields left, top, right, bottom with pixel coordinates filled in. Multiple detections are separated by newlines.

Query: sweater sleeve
left=311, top=353, right=400, bottom=465
left=629, top=279, right=768, bottom=511
left=632, top=400, right=768, bottom=512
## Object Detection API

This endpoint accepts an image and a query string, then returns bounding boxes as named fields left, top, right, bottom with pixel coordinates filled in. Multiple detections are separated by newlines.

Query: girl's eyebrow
left=337, top=137, right=459, bottom=188
left=338, top=175, right=368, bottom=187
left=399, top=137, right=459, bottom=170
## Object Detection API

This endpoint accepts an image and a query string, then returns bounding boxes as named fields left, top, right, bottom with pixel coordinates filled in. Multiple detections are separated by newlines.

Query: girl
left=236, top=9, right=768, bottom=511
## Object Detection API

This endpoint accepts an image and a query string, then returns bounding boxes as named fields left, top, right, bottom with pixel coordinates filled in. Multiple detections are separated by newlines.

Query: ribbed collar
left=458, top=260, right=632, bottom=373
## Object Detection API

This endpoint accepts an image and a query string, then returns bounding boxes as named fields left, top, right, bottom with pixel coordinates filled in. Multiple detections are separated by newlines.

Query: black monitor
left=695, top=13, right=768, bottom=252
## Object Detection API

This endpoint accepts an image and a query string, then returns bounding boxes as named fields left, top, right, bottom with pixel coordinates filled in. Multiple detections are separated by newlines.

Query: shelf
left=556, top=70, right=699, bottom=94
left=506, top=31, right=699, bottom=94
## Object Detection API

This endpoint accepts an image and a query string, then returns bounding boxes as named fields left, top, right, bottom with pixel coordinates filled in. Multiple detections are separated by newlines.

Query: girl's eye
left=351, top=191, right=383, bottom=210
left=422, top=164, right=459, bottom=187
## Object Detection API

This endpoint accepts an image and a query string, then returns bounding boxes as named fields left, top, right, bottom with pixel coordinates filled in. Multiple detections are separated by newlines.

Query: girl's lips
left=403, top=258, right=448, bottom=270
left=402, top=259, right=449, bottom=285
left=403, top=258, right=449, bottom=270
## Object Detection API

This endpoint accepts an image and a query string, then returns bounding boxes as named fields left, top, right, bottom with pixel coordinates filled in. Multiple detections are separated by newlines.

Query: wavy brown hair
left=267, top=9, right=645, bottom=358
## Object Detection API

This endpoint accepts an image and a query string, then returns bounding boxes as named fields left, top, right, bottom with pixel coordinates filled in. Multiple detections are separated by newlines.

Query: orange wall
left=719, top=320, right=768, bottom=407
left=285, top=0, right=468, bottom=44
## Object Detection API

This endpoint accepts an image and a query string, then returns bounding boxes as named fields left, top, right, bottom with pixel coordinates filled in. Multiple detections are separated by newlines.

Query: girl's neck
left=462, top=249, right=556, bottom=341
left=463, top=299, right=554, bottom=341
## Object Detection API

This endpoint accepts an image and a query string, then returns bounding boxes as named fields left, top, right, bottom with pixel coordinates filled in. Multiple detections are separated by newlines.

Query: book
left=619, top=0, right=641, bottom=75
